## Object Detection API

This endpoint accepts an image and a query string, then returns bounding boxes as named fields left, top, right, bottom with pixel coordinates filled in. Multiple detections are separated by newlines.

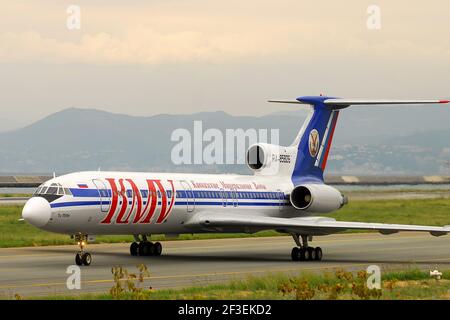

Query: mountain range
left=0, top=106, right=449, bottom=175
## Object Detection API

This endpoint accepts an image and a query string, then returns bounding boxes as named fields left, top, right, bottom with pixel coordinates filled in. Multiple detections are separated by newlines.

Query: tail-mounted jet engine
left=246, top=143, right=295, bottom=174
left=290, top=184, right=347, bottom=213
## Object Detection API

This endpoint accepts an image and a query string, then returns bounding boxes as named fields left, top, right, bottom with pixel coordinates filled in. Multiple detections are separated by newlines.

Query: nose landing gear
left=74, top=234, right=92, bottom=266
left=130, top=234, right=163, bottom=257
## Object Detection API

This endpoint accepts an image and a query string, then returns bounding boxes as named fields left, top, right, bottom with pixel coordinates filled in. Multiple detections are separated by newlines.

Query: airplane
left=21, top=95, right=450, bottom=266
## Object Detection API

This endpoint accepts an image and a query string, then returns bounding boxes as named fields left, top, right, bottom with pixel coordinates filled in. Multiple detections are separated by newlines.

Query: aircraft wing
left=186, top=213, right=450, bottom=237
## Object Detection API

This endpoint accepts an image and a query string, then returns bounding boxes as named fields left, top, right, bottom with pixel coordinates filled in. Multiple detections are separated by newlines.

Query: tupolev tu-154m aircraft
left=22, top=96, right=450, bottom=266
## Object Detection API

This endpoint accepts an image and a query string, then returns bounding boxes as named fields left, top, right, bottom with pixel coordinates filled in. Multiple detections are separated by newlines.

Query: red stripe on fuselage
left=100, top=178, right=176, bottom=225
left=156, top=180, right=176, bottom=223
left=155, top=180, right=167, bottom=224
left=140, top=180, right=159, bottom=224
left=115, top=179, right=129, bottom=224
left=163, top=180, right=176, bottom=222
left=127, top=179, right=142, bottom=224
left=101, top=178, right=119, bottom=224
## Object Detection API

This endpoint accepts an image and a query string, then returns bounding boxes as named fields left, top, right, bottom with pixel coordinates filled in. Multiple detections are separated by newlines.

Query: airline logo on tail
left=308, top=129, right=320, bottom=157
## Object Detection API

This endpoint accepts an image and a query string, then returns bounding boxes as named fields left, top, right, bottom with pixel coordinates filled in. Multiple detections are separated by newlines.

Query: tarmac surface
left=0, top=197, right=29, bottom=206
left=0, top=232, right=449, bottom=298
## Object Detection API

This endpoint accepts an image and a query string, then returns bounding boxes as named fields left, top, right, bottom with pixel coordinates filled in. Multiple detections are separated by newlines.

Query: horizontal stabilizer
left=268, top=97, right=450, bottom=108
left=324, top=99, right=450, bottom=107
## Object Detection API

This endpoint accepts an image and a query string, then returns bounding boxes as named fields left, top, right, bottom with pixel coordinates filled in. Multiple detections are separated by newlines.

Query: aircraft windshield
left=34, top=183, right=72, bottom=197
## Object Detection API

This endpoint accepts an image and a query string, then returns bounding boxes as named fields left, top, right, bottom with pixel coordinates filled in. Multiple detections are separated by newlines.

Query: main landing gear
left=74, top=234, right=92, bottom=266
left=291, top=234, right=323, bottom=262
left=130, top=235, right=162, bottom=257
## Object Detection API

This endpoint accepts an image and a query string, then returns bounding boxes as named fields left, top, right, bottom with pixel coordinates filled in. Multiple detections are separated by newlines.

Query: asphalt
left=0, top=232, right=449, bottom=298
left=0, top=197, right=29, bottom=206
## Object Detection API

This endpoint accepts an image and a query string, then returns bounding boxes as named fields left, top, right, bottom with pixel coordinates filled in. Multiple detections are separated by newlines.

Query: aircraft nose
left=22, top=197, right=52, bottom=228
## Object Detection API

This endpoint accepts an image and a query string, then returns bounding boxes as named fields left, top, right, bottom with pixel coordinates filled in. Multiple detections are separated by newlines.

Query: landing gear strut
left=130, top=234, right=162, bottom=257
left=290, top=234, right=323, bottom=262
left=74, top=234, right=92, bottom=266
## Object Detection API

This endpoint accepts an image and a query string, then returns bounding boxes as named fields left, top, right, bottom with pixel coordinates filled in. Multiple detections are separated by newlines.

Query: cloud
left=0, top=1, right=449, bottom=66
left=0, top=29, right=256, bottom=65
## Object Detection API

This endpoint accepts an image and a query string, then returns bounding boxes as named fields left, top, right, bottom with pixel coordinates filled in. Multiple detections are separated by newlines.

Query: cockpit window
left=47, top=187, right=58, bottom=195
left=34, top=182, right=72, bottom=202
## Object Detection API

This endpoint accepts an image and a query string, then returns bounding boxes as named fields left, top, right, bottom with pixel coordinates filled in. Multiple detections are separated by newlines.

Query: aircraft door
left=277, top=189, right=284, bottom=211
left=92, top=179, right=111, bottom=214
left=232, top=188, right=238, bottom=207
left=180, top=180, right=195, bottom=212
left=221, top=188, right=227, bottom=207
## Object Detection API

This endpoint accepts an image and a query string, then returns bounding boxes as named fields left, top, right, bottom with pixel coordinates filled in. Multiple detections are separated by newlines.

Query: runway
left=0, top=197, right=28, bottom=206
left=0, top=232, right=449, bottom=298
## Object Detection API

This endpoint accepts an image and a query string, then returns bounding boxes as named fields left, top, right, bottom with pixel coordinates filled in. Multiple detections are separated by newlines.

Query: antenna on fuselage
left=53, top=172, right=56, bottom=178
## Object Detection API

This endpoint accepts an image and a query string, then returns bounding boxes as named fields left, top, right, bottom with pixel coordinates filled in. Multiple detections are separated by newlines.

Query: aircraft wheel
left=154, top=242, right=162, bottom=256
left=298, top=248, right=306, bottom=261
left=75, top=253, right=83, bottom=266
left=291, top=247, right=300, bottom=261
left=304, top=247, right=312, bottom=261
left=314, top=247, right=323, bottom=261
left=308, top=247, right=316, bottom=261
left=130, top=242, right=139, bottom=256
left=148, top=242, right=156, bottom=256
left=82, top=252, right=92, bottom=266
left=138, top=241, right=149, bottom=256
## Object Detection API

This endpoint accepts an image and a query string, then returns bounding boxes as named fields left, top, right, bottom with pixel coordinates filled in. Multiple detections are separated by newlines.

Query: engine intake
left=246, top=145, right=265, bottom=170
left=290, top=184, right=346, bottom=213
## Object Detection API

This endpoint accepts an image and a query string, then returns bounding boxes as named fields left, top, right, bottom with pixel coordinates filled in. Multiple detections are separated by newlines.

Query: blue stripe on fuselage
left=69, top=188, right=285, bottom=201
left=50, top=200, right=288, bottom=209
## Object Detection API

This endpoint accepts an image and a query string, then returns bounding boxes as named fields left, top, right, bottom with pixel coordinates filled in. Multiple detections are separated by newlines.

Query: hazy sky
left=0, top=1, right=449, bottom=131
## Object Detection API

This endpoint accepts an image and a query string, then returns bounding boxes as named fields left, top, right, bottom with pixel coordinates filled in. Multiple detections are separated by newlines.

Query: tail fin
left=269, top=96, right=449, bottom=186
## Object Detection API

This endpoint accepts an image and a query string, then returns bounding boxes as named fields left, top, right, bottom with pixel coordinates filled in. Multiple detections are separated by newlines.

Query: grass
left=1, top=197, right=449, bottom=248
left=17, top=268, right=450, bottom=300
left=330, top=197, right=450, bottom=226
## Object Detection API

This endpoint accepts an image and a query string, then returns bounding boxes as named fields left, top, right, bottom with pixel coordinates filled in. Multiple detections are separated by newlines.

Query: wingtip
left=439, top=100, right=450, bottom=104
left=267, top=100, right=302, bottom=104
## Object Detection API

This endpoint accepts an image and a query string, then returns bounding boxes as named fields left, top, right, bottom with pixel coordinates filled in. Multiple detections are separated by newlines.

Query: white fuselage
left=33, top=171, right=302, bottom=236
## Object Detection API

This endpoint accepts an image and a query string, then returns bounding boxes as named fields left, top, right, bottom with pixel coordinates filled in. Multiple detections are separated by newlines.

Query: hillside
left=0, top=106, right=449, bottom=175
